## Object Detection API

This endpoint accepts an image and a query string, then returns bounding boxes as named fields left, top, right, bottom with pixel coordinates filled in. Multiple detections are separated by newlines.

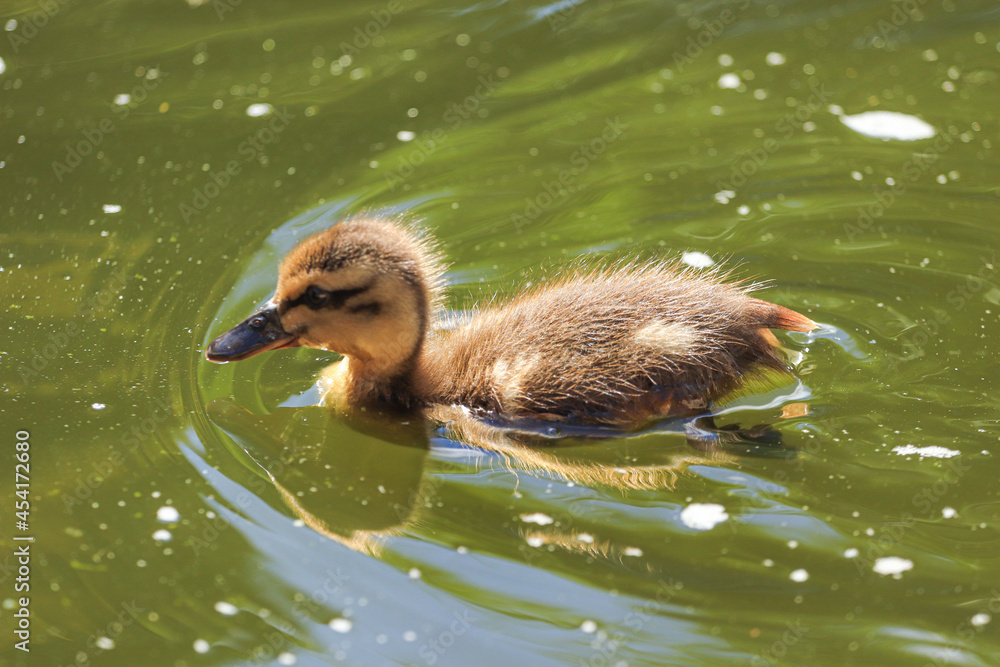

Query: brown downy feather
left=414, top=264, right=813, bottom=425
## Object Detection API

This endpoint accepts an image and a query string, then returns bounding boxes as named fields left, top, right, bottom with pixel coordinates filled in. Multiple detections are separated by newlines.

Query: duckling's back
left=415, top=265, right=813, bottom=425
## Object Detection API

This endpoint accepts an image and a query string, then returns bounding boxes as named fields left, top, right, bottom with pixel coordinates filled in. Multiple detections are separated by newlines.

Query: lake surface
left=3, top=0, right=1000, bottom=665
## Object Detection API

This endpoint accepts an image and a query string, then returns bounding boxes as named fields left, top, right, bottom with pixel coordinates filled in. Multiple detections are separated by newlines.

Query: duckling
left=206, top=215, right=814, bottom=428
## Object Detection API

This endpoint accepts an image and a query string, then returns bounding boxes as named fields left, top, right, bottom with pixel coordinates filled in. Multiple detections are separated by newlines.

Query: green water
left=3, top=0, right=1000, bottom=665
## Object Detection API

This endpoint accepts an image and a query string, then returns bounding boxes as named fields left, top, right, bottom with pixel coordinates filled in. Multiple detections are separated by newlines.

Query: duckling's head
left=206, top=217, right=444, bottom=377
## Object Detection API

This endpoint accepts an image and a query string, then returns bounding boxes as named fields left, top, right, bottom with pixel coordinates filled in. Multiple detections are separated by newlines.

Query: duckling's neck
left=320, top=336, right=424, bottom=411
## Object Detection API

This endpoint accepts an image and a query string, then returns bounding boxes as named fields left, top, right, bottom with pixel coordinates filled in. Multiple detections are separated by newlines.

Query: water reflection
left=207, top=391, right=807, bottom=565
left=207, top=399, right=429, bottom=556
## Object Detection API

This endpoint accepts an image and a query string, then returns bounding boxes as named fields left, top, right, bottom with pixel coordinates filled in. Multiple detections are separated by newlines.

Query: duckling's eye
left=305, top=286, right=328, bottom=307
left=296, top=283, right=371, bottom=310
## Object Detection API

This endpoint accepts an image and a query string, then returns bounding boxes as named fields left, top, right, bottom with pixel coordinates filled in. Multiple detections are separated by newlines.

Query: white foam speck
left=839, top=111, right=936, bottom=141
left=892, top=445, right=960, bottom=459
left=971, top=613, right=991, bottom=627
left=941, top=507, right=957, bottom=519
left=843, top=548, right=859, bottom=558
left=193, top=639, right=210, bottom=654
left=765, top=52, right=786, bottom=66
left=103, top=204, right=122, bottom=214
left=682, top=251, right=714, bottom=269
left=714, top=189, right=735, bottom=204
left=680, top=503, right=729, bottom=531
left=152, top=529, right=172, bottom=542
left=873, top=556, right=913, bottom=578
left=396, top=130, right=415, bottom=142
left=214, top=601, right=238, bottom=616
left=526, top=535, right=544, bottom=547
left=623, top=546, right=643, bottom=557
left=580, top=620, right=597, bottom=633
left=157, top=506, right=180, bottom=523
left=329, top=618, right=352, bottom=633
left=520, top=512, right=554, bottom=525
left=92, top=403, right=106, bottom=410
left=246, top=103, right=273, bottom=117
left=95, top=637, right=115, bottom=650
left=0, top=57, right=6, bottom=75
left=718, top=73, right=740, bottom=89
left=789, top=568, right=809, bottom=582
left=576, top=533, right=594, bottom=544
left=113, top=94, right=131, bottom=106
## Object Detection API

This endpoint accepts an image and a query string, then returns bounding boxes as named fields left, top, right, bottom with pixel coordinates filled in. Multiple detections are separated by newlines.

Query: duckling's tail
left=753, top=299, right=816, bottom=332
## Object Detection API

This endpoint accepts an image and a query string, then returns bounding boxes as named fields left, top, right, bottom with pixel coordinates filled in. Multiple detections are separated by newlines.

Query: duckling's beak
left=205, top=304, right=300, bottom=363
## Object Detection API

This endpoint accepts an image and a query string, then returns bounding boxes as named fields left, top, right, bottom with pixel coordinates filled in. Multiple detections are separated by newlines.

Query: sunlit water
left=3, top=1, right=1000, bottom=666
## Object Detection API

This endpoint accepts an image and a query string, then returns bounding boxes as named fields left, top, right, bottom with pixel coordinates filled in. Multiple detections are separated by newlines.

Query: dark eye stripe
left=348, top=301, right=381, bottom=315
left=326, top=286, right=370, bottom=309
left=281, top=283, right=372, bottom=312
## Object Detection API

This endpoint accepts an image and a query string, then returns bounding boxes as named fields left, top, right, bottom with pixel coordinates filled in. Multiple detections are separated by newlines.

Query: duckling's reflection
left=207, top=398, right=798, bottom=557
left=207, top=399, right=430, bottom=556
left=426, top=405, right=754, bottom=489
